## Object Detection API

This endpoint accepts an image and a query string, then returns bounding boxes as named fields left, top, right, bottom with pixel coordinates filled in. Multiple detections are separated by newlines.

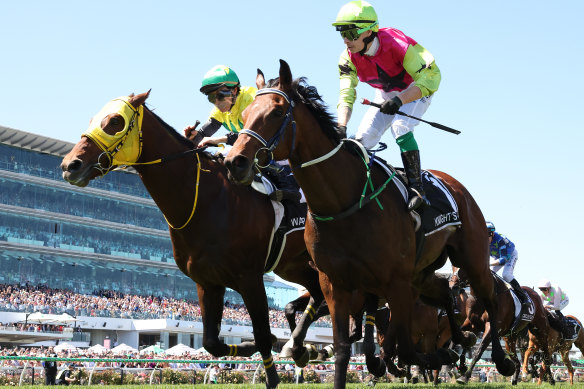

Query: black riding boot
left=263, top=162, right=301, bottom=203
left=509, top=279, right=529, bottom=309
left=555, top=310, right=571, bottom=339
left=401, top=150, right=430, bottom=211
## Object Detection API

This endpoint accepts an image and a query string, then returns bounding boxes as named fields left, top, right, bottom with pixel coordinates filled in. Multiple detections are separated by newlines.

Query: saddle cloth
left=565, top=317, right=582, bottom=340
left=251, top=175, right=307, bottom=273
left=372, top=158, right=462, bottom=236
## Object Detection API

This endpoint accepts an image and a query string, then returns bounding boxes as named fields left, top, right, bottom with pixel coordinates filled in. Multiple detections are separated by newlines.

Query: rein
left=163, top=152, right=205, bottom=230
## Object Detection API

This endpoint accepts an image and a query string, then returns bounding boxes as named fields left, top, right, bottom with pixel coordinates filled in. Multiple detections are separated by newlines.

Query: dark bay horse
left=60, top=91, right=323, bottom=389
left=451, top=270, right=553, bottom=385
left=224, top=59, right=514, bottom=388
left=523, top=314, right=584, bottom=385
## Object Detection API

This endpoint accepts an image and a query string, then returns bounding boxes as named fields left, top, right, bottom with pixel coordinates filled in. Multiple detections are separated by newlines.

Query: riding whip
left=361, top=98, right=461, bottom=135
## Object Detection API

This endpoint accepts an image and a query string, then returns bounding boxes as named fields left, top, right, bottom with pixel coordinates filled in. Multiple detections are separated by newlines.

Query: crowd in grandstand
left=0, top=283, right=332, bottom=328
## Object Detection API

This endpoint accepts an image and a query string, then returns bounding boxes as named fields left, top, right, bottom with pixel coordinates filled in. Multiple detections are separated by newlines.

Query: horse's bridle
left=239, top=88, right=296, bottom=169
left=83, top=97, right=143, bottom=176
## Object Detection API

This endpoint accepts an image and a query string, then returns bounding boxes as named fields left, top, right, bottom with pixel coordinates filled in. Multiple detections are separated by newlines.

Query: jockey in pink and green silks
left=333, top=0, right=441, bottom=212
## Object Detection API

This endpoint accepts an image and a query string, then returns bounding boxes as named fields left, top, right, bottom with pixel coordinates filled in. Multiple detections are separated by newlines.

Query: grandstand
left=0, top=125, right=333, bottom=351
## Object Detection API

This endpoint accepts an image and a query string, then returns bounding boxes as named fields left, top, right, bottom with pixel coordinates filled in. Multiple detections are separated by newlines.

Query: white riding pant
left=491, top=248, right=518, bottom=283
left=355, top=87, right=433, bottom=149
left=547, top=296, right=570, bottom=311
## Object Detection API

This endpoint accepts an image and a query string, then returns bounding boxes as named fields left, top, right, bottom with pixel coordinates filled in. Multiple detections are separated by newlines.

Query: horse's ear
left=130, top=89, right=151, bottom=107
left=256, top=69, right=265, bottom=89
left=278, top=59, right=292, bottom=90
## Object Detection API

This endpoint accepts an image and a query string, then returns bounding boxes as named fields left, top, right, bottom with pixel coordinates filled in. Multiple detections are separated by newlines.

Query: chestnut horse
left=523, top=315, right=584, bottom=385
left=452, top=270, right=554, bottom=385
left=60, top=91, right=323, bottom=389
left=225, top=60, right=514, bottom=388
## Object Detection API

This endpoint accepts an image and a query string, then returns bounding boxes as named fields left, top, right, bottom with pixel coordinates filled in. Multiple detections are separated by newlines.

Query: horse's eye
left=110, top=117, right=121, bottom=126
left=273, top=109, right=284, bottom=118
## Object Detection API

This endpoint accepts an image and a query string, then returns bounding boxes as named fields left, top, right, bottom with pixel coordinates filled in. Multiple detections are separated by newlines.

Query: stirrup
left=407, top=188, right=429, bottom=211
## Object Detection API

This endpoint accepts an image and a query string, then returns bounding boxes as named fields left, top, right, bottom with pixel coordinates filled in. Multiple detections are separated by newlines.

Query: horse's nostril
left=65, top=159, right=82, bottom=173
left=232, top=155, right=249, bottom=170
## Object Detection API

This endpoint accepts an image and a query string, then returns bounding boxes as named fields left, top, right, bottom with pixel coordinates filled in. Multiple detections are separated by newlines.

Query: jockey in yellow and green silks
left=184, top=65, right=257, bottom=147
left=183, top=65, right=301, bottom=203
left=333, top=0, right=441, bottom=211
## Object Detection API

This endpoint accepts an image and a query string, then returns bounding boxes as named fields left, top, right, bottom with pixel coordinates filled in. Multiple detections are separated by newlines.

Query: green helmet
left=200, top=65, right=240, bottom=95
left=332, top=1, right=379, bottom=34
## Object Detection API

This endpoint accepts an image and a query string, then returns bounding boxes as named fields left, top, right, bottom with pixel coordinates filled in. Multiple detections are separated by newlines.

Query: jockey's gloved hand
left=380, top=96, right=403, bottom=115
left=336, top=125, right=347, bottom=138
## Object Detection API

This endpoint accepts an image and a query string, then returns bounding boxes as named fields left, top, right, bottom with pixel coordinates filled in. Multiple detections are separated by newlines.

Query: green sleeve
left=337, top=50, right=359, bottom=110
left=403, top=43, right=441, bottom=97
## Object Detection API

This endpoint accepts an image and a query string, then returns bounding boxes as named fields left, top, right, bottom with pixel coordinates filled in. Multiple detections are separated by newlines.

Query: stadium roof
left=0, top=125, right=74, bottom=157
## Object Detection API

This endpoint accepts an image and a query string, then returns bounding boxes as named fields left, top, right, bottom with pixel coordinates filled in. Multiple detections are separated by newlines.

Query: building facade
left=0, top=125, right=311, bottom=349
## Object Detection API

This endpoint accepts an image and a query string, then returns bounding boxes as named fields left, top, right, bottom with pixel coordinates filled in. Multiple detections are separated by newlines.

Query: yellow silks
left=83, top=96, right=144, bottom=166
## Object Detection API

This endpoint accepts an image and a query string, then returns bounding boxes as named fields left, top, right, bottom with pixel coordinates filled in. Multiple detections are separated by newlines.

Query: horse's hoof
left=279, top=339, right=294, bottom=358
left=462, top=331, right=477, bottom=347
left=456, top=376, right=468, bottom=385
left=265, top=367, right=280, bottom=389
left=366, top=356, right=387, bottom=377
left=294, top=347, right=310, bottom=368
left=305, top=343, right=319, bottom=360
left=496, top=357, right=516, bottom=377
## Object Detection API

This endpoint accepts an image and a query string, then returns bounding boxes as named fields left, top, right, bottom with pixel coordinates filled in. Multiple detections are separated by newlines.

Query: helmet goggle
left=336, top=21, right=378, bottom=41
left=207, top=88, right=234, bottom=104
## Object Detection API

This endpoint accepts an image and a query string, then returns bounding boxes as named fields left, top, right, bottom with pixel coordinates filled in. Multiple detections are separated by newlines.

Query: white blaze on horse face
left=82, top=96, right=144, bottom=165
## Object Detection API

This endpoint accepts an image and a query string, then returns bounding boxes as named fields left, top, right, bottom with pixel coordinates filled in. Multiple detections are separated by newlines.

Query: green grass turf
left=16, top=384, right=579, bottom=389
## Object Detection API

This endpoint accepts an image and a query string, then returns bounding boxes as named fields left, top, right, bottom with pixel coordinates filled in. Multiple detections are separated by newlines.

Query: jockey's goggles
left=207, top=89, right=233, bottom=104
left=336, top=22, right=377, bottom=41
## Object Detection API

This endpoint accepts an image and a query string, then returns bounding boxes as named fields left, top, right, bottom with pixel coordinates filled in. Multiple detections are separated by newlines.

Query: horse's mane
left=265, top=77, right=341, bottom=144
left=143, top=105, right=218, bottom=162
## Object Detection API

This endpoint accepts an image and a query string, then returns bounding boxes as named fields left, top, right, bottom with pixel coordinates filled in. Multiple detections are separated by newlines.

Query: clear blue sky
left=1, top=1, right=583, bottom=317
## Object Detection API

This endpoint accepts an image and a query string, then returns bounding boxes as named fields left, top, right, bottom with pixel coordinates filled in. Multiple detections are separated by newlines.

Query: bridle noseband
left=239, top=88, right=296, bottom=169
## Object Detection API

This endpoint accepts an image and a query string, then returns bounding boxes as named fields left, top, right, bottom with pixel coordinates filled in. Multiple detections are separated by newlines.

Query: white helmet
left=538, top=279, right=551, bottom=289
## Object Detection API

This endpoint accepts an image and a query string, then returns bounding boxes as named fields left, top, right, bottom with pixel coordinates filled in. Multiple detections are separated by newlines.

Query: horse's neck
left=135, top=123, right=223, bottom=229
left=290, top=115, right=380, bottom=216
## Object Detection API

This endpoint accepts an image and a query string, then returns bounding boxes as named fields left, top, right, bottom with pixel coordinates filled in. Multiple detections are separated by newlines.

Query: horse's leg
left=280, top=294, right=309, bottom=358
left=283, top=294, right=309, bottom=332
left=388, top=281, right=453, bottom=372
left=197, top=284, right=254, bottom=358
left=456, top=268, right=514, bottom=376
left=319, top=272, right=352, bottom=389
left=238, top=279, right=280, bottom=389
left=505, top=336, right=521, bottom=385
left=562, top=350, right=572, bottom=385
left=288, top=293, right=326, bottom=367
left=521, top=337, right=537, bottom=380
left=456, top=324, right=492, bottom=384
left=362, top=293, right=386, bottom=377
left=417, top=272, right=477, bottom=349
